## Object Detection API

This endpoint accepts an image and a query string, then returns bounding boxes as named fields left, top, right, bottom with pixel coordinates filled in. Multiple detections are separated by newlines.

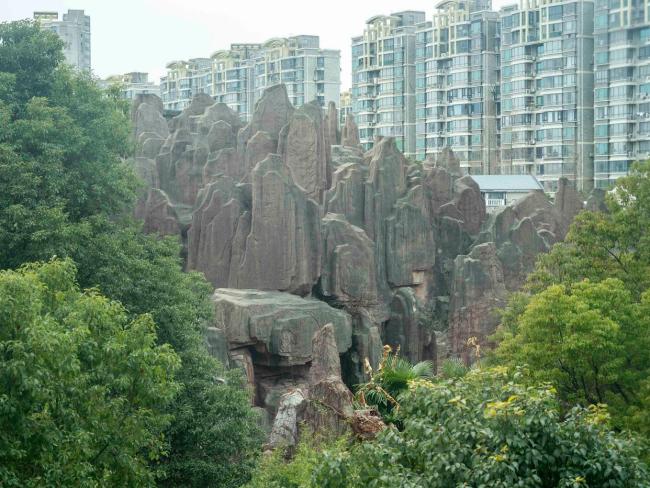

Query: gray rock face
left=279, top=101, right=329, bottom=201
left=451, top=176, right=487, bottom=236
left=132, top=94, right=169, bottom=143
left=268, top=324, right=353, bottom=449
left=243, top=131, right=275, bottom=178
left=385, top=288, right=435, bottom=364
left=341, top=114, right=360, bottom=147
left=234, top=154, right=321, bottom=295
left=213, top=288, right=352, bottom=366
left=324, top=101, right=340, bottom=148
left=386, top=186, right=435, bottom=288
left=320, top=213, right=379, bottom=308
left=448, top=243, right=507, bottom=363
left=243, top=83, right=294, bottom=145
left=132, top=88, right=585, bottom=440
left=142, top=188, right=181, bottom=236
left=187, top=176, right=249, bottom=287
left=325, top=163, right=367, bottom=228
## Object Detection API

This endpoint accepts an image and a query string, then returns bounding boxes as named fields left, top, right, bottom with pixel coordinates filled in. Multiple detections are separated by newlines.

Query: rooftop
left=471, top=175, right=544, bottom=192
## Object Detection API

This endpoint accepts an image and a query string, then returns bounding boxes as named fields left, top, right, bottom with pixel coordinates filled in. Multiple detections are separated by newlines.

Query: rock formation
left=132, top=85, right=587, bottom=439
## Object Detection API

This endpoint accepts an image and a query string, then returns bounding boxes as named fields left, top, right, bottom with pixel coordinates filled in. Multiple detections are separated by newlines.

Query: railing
left=486, top=199, right=506, bottom=207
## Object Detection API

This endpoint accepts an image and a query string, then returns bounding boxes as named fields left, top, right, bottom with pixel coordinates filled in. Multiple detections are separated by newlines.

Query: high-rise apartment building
left=593, top=0, right=650, bottom=188
left=160, top=36, right=340, bottom=118
left=161, top=58, right=213, bottom=112
left=499, top=0, right=595, bottom=192
left=351, top=11, right=425, bottom=156
left=100, top=72, right=160, bottom=100
left=339, top=91, right=353, bottom=126
left=415, top=0, right=500, bottom=173
left=34, top=10, right=91, bottom=72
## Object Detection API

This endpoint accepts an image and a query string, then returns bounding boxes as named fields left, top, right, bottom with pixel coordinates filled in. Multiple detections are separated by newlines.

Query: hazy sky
left=1, top=0, right=512, bottom=90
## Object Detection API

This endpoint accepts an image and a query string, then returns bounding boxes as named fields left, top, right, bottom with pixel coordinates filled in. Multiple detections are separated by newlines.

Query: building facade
left=499, top=0, right=595, bottom=193
left=415, top=0, right=500, bottom=173
left=34, top=10, right=91, bottom=72
left=351, top=11, right=425, bottom=156
left=471, top=174, right=544, bottom=210
left=160, top=36, right=340, bottom=118
left=593, top=0, right=650, bottom=188
left=101, top=72, right=160, bottom=100
left=339, top=91, right=352, bottom=125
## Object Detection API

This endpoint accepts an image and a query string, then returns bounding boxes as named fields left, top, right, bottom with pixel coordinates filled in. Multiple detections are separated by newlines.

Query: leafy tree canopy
left=0, top=21, right=136, bottom=269
left=0, top=259, right=179, bottom=487
left=528, top=161, right=650, bottom=296
left=0, top=20, right=263, bottom=486
left=491, top=162, right=650, bottom=439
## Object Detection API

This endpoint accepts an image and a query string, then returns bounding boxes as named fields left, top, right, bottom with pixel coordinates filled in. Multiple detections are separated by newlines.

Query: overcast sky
left=1, top=0, right=512, bottom=90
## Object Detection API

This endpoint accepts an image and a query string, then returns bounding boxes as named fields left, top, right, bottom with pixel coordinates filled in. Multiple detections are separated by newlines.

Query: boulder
left=212, top=288, right=352, bottom=367
left=320, top=213, right=379, bottom=308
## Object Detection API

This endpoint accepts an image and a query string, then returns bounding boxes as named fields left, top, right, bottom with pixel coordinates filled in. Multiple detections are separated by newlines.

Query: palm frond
left=411, top=360, right=435, bottom=379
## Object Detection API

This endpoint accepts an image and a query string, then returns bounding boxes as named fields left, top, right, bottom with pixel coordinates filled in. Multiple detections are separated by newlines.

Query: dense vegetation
left=313, top=368, right=649, bottom=487
left=0, top=259, right=179, bottom=486
left=1, top=18, right=649, bottom=488
left=492, top=161, right=650, bottom=439
left=0, top=21, right=261, bottom=487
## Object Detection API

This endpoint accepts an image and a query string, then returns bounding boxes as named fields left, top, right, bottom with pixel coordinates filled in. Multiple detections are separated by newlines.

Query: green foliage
left=68, top=217, right=264, bottom=487
left=356, top=347, right=433, bottom=424
left=438, top=357, right=469, bottom=379
left=246, top=434, right=347, bottom=488
left=0, top=259, right=180, bottom=487
left=0, top=22, right=136, bottom=269
left=0, top=20, right=263, bottom=486
left=492, top=162, right=650, bottom=439
left=528, top=160, right=650, bottom=297
left=494, top=279, right=650, bottom=436
left=0, top=20, right=64, bottom=107
left=314, top=368, right=650, bottom=487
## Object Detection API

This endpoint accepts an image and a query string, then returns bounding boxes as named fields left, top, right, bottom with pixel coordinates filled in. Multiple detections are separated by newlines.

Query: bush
left=314, top=368, right=650, bottom=487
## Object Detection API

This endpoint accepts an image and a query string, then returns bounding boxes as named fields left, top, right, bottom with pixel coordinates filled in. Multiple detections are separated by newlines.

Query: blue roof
left=470, top=175, right=543, bottom=192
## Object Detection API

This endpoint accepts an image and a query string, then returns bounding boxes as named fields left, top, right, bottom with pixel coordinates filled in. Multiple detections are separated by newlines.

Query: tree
left=0, top=21, right=137, bottom=269
left=0, top=20, right=64, bottom=107
left=493, top=279, right=650, bottom=435
left=527, top=161, right=650, bottom=297
left=0, top=259, right=179, bottom=487
left=0, top=21, right=263, bottom=486
left=490, top=162, right=650, bottom=438
left=313, top=368, right=650, bottom=487
left=245, top=433, right=347, bottom=488
left=67, top=218, right=264, bottom=487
